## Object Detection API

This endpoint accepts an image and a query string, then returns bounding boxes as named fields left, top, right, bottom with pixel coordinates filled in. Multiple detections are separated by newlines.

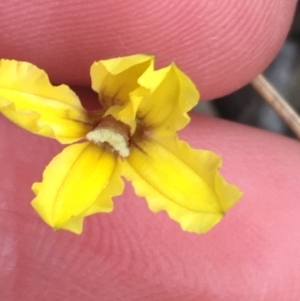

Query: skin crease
left=0, top=0, right=299, bottom=300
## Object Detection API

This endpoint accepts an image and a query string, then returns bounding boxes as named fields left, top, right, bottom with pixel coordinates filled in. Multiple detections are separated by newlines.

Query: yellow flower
left=0, top=54, right=243, bottom=234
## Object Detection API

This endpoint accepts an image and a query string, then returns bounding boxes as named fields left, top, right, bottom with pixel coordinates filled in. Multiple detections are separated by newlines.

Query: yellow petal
left=136, top=63, right=199, bottom=135
left=123, top=136, right=242, bottom=234
left=91, top=54, right=153, bottom=110
left=102, top=88, right=145, bottom=134
left=31, top=142, right=124, bottom=234
left=0, top=59, right=93, bottom=143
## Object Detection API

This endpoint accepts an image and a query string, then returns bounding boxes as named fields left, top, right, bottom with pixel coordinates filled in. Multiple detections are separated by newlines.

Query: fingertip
left=2, top=112, right=300, bottom=300
left=0, top=0, right=296, bottom=99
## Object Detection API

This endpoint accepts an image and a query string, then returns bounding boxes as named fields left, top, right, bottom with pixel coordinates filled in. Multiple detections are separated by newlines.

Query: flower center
left=86, top=116, right=131, bottom=157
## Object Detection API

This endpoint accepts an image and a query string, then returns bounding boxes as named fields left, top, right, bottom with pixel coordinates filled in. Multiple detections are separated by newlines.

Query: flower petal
left=123, top=136, right=242, bottom=234
left=136, top=63, right=199, bottom=135
left=31, top=142, right=124, bottom=234
left=0, top=60, right=94, bottom=143
left=91, top=54, right=153, bottom=109
left=102, top=88, right=145, bottom=134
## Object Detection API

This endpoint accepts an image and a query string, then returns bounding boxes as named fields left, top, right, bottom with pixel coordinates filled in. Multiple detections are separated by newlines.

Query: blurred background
left=195, top=3, right=300, bottom=139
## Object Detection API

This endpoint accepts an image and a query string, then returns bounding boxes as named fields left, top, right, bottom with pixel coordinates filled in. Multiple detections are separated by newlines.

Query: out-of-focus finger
left=0, top=0, right=296, bottom=99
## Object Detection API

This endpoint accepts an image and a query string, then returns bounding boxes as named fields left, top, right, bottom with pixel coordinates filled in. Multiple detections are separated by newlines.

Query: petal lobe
left=0, top=59, right=93, bottom=143
left=31, top=142, right=124, bottom=233
left=137, top=63, right=200, bottom=135
left=123, top=136, right=242, bottom=234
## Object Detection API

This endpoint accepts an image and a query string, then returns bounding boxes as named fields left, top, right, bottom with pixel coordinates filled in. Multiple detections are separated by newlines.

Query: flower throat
left=86, top=116, right=131, bottom=157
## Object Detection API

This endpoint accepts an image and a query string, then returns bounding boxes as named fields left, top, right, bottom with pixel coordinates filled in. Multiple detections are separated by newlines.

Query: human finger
left=1, top=100, right=300, bottom=300
left=0, top=0, right=296, bottom=99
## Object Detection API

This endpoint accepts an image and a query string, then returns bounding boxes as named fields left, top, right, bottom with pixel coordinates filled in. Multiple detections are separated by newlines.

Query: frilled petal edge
left=123, top=135, right=242, bottom=234
left=90, top=54, right=153, bottom=110
left=0, top=59, right=94, bottom=143
left=31, top=142, right=124, bottom=234
left=136, top=63, right=199, bottom=136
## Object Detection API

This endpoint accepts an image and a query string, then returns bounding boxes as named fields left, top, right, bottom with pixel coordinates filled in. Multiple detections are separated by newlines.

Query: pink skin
left=0, top=0, right=299, bottom=300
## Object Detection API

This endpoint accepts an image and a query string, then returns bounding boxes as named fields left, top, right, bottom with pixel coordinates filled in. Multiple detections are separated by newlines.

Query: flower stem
left=251, top=74, right=300, bottom=140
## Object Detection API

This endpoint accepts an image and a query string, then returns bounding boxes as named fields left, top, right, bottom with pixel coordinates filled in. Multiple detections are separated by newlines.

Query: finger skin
left=0, top=0, right=296, bottom=99
left=1, top=107, right=300, bottom=300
